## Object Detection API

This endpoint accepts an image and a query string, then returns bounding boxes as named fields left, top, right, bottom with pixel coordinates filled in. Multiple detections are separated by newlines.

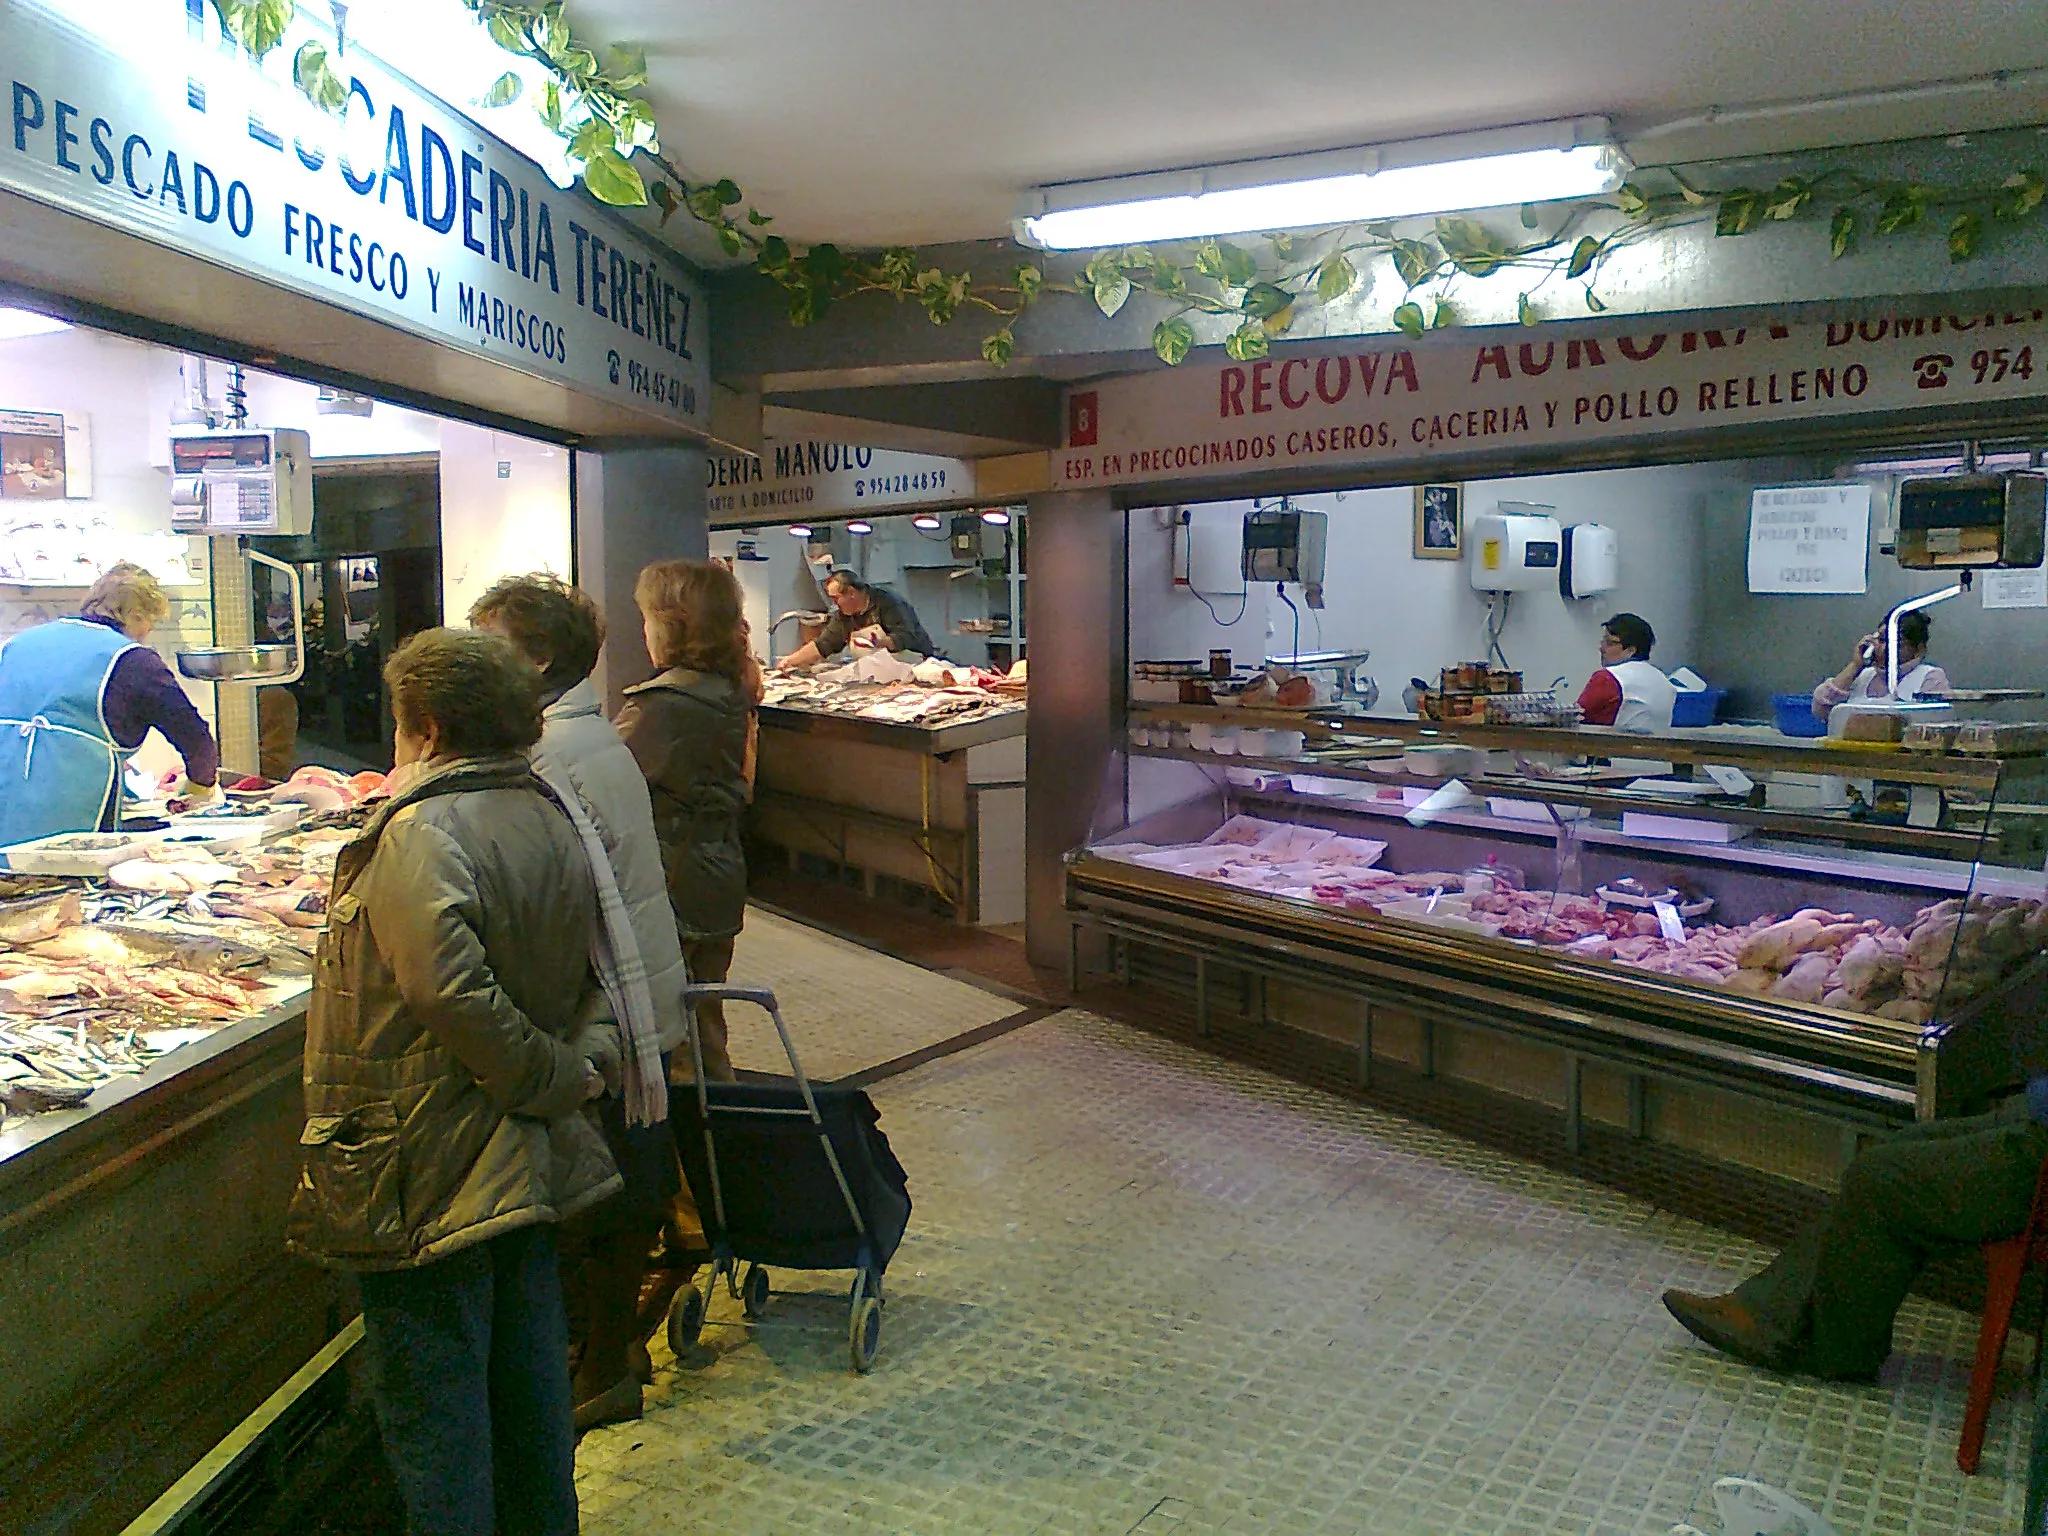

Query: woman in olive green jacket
left=614, top=559, right=761, bottom=1082
left=288, top=629, right=617, bottom=1536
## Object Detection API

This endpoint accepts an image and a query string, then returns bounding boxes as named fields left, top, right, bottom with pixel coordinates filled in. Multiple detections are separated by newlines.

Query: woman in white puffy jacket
left=470, top=574, right=689, bottom=1430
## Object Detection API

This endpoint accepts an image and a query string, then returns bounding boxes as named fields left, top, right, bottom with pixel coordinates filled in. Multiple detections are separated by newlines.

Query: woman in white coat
left=470, top=574, right=689, bottom=1430
left=1811, top=610, right=1951, bottom=720
left=1575, top=612, right=1676, bottom=733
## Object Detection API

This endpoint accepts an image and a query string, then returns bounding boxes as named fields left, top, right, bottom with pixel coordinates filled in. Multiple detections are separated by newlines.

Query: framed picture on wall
left=1414, top=485, right=1462, bottom=559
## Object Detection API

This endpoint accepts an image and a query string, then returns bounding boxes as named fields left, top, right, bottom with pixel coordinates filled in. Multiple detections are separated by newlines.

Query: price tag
left=1653, top=900, right=1687, bottom=945
left=1703, top=764, right=1754, bottom=796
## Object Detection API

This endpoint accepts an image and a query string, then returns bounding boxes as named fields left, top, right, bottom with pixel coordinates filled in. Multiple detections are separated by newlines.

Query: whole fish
left=27, top=922, right=276, bottom=978
left=0, top=890, right=84, bottom=948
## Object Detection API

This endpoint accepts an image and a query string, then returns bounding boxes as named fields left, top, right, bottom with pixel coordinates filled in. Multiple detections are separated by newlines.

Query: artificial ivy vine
left=212, top=0, right=2047, bottom=368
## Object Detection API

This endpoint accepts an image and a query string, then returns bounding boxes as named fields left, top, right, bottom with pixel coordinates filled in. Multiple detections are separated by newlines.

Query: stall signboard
left=706, top=439, right=975, bottom=522
left=1054, top=308, right=2048, bottom=491
left=0, top=4, right=708, bottom=434
left=1745, top=484, right=1870, bottom=594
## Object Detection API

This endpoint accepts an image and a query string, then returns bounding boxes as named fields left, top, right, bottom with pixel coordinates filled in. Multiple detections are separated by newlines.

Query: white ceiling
left=567, top=0, right=2048, bottom=249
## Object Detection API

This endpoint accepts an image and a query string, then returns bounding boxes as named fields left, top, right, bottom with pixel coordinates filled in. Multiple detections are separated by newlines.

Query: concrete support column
left=574, top=446, right=708, bottom=712
left=1024, top=489, right=1125, bottom=969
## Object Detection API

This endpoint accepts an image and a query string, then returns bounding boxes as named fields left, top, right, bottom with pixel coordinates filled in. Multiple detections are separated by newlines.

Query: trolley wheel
left=741, top=1263, right=771, bottom=1321
left=666, top=1283, right=707, bottom=1356
left=849, top=1295, right=883, bottom=1373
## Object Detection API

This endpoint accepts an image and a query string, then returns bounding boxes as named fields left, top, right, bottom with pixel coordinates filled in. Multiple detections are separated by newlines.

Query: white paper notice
left=1747, top=484, right=1871, bottom=594
left=1981, top=568, right=2048, bottom=610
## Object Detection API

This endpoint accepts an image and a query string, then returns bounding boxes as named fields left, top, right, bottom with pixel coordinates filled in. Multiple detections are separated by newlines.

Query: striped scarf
left=532, top=763, right=668, bottom=1128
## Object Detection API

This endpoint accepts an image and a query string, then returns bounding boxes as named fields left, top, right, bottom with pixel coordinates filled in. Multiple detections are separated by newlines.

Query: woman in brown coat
left=613, top=560, right=763, bottom=1081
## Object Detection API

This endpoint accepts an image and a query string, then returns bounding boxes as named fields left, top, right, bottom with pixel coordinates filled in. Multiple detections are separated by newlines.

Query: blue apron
left=0, top=617, right=142, bottom=846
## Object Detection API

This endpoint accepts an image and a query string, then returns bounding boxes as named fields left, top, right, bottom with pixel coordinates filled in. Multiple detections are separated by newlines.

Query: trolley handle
left=680, top=983, right=779, bottom=1010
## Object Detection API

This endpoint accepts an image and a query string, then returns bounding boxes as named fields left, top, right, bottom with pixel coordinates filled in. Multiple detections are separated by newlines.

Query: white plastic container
left=1233, top=728, right=1268, bottom=756
left=1206, top=726, right=1238, bottom=755
left=0, top=831, right=152, bottom=876
left=1621, top=811, right=1747, bottom=844
left=1267, top=729, right=1305, bottom=758
left=1488, top=797, right=1590, bottom=823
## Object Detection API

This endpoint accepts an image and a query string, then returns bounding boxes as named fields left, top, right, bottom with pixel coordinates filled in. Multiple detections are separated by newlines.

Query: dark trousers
left=357, top=1224, right=578, bottom=1536
left=679, top=934, right=737, bottom=1084
left=1735, top=1098, right=2048, bottom=1379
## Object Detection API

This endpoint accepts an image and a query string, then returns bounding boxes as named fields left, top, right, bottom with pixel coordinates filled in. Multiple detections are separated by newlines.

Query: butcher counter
left=1067, top=708, right=2048, bottom=1190
left=751, top=692, right=1027, bottom=925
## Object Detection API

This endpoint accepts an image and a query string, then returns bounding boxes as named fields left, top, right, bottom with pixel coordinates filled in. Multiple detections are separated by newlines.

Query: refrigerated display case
left=1066, top=705, right=2048, bottom=1173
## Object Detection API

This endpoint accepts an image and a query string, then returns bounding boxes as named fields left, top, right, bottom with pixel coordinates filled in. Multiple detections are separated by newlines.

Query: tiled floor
left=576, top=1004, right=2030, bottom=1535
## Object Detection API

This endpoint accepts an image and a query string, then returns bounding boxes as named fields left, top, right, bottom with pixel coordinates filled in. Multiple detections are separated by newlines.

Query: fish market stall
left=0, top=780, right=371, bottom=1536
left=753, top=662, right=1028, bottom=924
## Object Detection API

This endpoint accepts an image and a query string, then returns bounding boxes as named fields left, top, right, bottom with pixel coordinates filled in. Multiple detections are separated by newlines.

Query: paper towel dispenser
left=1560, top=523, right=1619, bottom=598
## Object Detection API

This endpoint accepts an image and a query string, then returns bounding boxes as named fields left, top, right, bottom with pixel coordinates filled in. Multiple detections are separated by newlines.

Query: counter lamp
left=846, top=520, right=874, bottom=535
left=1015, top=119, right=1627, bottom=250
left=786, top=524, right=813, bottom=539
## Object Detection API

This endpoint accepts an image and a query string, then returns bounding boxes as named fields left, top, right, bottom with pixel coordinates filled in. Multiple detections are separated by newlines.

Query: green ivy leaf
left=1391, top=301, right=1425, bottom=338
left=1240, top=282, right=1291, bottom=319
left=1714, top=188, right=1762, bottom=237
left=1223, top=321, right=1269, bottom=362
left=1391, top=239, right=1436, bottom=288
left=1196, top=240, right=1258, bottom=287
left=715, top=223, right=745, bottom=257
left=1093, top=269, right=1132, bottom=319
left=216, top=0, right=293, bottom=60
left=1583, top=285, right=1608, bottom=314
left=1430, top=299, right=1454, bottom=329
left=1764, top=178, right=1810, bottom=221
left=876, top=247, right=919, bottom=290
left=757, top=235, right=792, bottom=272
left=1434, top=216, right=1506, bottom=277
left=1615, top=182, right=1651, bottom=217
left=570, top=119, right=616, bottom=164
left=714, top=179, right=744, bottom=207
left=1261, top=302, right=1296, bottom=337
left=915, top=269, right=972, bottom=325
left=1671, top=173, right=1708, bottom=208
left=982, top=328, right=1016, bottom=366
left=1269, top=230, right=1295, bottom=259
left=1150, top=260, right=1189, bottom=297
left=1517, top=293, right=1538, bottom=326
left=802, top=244, right=847, bottom=289
left=1948, top=210, right=1983, bottom=262
left=1152, top=315, right=1195, bottom=366
left=537, top=80, right=565, bottom=133
left=747, top=208, right=773, bottom=226
left=485, top=12, right=528, bottom=52
left=649, top=181, right=678, bottom=225
left=1994, top=170, right=2046, bottom=221
left=580, top=147, right=648, bottom=207
left=616, top=99, right=659, bottom=154
left=685, top=185, right=727, bottom=221
left=292, top=41, right=348, bottom=116
left=1829, top=206, right=1857, bottom=259
left=1874, top=188, right=1927, bottom=235
left=787, top=282, right=830, bottom=327
left=1566, top=235, right=1601, bottom=280
left=1014, top=264, right=1044, bottom=302
left=1314, top=252, right=1355, bottom=305
left=605, top=43, right=648, bottom=90
left=1520, top=203, right=1540, bottom=230
left=476, top=71, right=525, bottom=110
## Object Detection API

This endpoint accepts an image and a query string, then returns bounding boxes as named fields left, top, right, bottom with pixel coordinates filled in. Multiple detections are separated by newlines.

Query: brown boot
left=1662, top=1289, right=1791, bottom=1372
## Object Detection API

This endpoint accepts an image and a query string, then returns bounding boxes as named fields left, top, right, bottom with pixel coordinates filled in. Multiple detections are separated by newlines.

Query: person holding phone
left=1810, top=610, right=1951, bottom=720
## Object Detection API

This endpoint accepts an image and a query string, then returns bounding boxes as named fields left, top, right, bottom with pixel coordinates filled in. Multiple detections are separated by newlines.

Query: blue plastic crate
left=1772, top=691, right=1827, bottom=737
left=1669, top=687, right=1726, bottom=728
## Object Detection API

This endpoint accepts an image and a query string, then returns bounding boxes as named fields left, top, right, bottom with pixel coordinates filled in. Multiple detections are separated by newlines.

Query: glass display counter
left=1066, top=706, right=2048, bottom=1163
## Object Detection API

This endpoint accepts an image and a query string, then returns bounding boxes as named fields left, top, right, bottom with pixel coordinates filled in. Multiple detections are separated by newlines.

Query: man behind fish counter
left=0, top=563, right=220, bottom=845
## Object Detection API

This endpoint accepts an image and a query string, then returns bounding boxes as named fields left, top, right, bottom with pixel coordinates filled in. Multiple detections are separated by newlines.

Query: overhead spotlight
left=787, top=524, right=813, bottom=539
left=912, top=514, right=942, bottom=531
left=846, top=519, right=873, bottom=535
left=981, top=509, right=1012, bottom=526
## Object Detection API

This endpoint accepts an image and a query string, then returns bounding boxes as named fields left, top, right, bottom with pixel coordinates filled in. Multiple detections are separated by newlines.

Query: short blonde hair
left=81, top=563, right=170, bottom=634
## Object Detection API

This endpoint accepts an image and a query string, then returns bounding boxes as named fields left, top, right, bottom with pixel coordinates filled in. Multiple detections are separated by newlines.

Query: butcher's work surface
left=574, top=1007, right=2019, bottom=1535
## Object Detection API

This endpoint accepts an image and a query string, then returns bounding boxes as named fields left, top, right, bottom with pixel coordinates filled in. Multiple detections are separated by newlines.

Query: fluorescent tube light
left=1018, top=119, right=1626, bottom=251
left=0, top=307, right=72, bottom=340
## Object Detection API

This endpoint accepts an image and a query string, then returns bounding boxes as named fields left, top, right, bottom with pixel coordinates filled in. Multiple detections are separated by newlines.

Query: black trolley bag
left=664, top=984, right=911, bottom=1372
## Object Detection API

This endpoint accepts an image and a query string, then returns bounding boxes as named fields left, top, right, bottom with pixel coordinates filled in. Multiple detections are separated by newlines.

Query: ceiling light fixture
left=980, top=509, right=1012, bottom=526
left=0, top=306, right=72, bottom=340
left=787, top=524, right=813, bottom=539
left=912, top=514, right=942, bottom=531
left=1016, top=119, right=1627, bottom=251
left=846, top=519, right=873, bottom=535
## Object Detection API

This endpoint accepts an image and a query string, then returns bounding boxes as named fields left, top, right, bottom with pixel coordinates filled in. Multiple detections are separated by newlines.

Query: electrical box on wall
left=1560, top=523, right=1619, bottom=598
left=1469, top=506, right=1562, bottom=591
left=168, top=429, right=312, bottom=536
left=1241, top=504, right=1327, bottom=604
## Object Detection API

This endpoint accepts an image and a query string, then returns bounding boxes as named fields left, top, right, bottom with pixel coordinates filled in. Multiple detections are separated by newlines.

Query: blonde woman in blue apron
left=0, top=563, right=220, bottom=845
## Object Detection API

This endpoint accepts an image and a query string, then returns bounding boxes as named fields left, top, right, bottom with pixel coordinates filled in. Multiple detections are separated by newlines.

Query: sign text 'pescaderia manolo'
left=1055, top=309, right=2048, bottom=490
